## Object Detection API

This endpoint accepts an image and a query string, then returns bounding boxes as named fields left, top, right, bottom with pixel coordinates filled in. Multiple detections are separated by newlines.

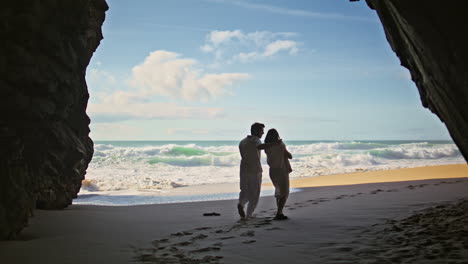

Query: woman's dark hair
left=264, top=129, right=280, bottom=144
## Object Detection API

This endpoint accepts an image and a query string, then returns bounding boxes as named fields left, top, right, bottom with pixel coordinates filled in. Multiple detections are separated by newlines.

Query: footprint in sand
left=168, top=246, right=179, bottom=252
left=254, top=220, right=273, bottom=228
left=151, top=241, right=161, bottom=247
left=171, top=231, right=193, bottom=237
left=150, top=252, right=223, bottom=264
left=194, top=227, right=212, bottom=231
left=138, top=215, right=286, bottom=263
left=189, top=246, right=221, bottom=254
left=335, top=195, right=348, bottom=200
left=266, top=227, right=282, bottom=231
left=199, top=255, right=224, bottom=262
left=434, top=181, right=454, bottom=186
left=240, top=230, right=255, bottom=237
left=336, top=246, right=354, bottom=252
left=219, top=236, right=236, bottom=240
left=191, top=234, right=208, bottom=241
left=174, top=241, right=193, bottom=247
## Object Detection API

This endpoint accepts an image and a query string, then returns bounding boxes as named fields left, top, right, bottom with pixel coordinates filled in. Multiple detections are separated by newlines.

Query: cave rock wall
left=366, top=0, right=468, bottom=161
left=0, top=0, right=108, bottom=239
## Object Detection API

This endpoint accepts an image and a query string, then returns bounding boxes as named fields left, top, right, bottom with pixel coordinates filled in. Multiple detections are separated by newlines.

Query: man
left=237, top=122, right=265, bottom=219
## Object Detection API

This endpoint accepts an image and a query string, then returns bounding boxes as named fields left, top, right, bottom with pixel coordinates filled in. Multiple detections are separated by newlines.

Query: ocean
left=73, top=140, right=464, bottom=206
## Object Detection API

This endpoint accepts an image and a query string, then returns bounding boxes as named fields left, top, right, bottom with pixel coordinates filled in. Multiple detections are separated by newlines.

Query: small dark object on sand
left=203, top=212, right=221, bottom=216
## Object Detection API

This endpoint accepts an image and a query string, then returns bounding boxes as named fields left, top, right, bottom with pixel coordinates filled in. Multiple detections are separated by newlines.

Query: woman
left=261, top=129, right=292, bottom=220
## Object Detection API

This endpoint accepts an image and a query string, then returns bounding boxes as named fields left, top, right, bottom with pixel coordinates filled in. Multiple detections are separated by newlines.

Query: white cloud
left=87, top=68, right=117, bottom=85
left=245, top=31, right=298, bottom=46
left=86, top=68, right=119, bottom=99
left=129, top=50, right=250, bottom=101
left=90, top=123, right=144, bottom=140
left=201, top=30, right=243, bottom=54
left=200, top=44, right=214, bottom=53
left=263, top=40, right=298, bottom=57
left=234, top=52, right=259, bottom=63
left=87, top=50, right=250, bottom=122
left=209, top=30, right=243, bottom=46
left=201, top=30, right=300, bottom=64
left=88, top=101, right=225, bottom=122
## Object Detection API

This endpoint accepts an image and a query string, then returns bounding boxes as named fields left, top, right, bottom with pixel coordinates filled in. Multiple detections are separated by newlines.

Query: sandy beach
left=1, top=164, right=467, bottom=263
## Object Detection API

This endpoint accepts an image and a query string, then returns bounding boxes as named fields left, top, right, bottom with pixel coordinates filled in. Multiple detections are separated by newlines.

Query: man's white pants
left=238, top=172, right=262, bottom=217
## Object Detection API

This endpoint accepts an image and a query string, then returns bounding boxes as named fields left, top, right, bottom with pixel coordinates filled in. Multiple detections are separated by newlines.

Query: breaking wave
left=80, top=140, right=464, bottom=195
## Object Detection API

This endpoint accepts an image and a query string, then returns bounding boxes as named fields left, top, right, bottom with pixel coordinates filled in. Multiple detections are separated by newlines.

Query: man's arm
left=257, top=143, right=268, bottom=150
left=257, top=140, right=282, bottom=150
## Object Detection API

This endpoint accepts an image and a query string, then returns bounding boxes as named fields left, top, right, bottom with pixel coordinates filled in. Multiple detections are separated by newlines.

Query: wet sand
left=0, top=164, right=467, bottom=264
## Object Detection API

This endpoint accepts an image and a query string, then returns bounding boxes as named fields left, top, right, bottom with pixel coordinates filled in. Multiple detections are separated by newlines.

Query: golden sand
left=277, top=164, right=468, bottom=188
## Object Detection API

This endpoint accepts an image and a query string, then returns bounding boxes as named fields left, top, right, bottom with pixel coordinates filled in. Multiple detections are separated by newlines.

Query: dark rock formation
left=365, top=0, right=468, bottom=161
left=0, top=0, right=108, bottom=239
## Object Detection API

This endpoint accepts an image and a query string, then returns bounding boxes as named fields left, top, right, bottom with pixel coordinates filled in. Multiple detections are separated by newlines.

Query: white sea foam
left=369, top=145, right=460, bottom=159
left=77, top=140, right=465, bottom=205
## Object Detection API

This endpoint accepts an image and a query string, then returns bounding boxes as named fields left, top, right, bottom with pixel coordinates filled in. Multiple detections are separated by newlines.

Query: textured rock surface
left=0, top=0, right=108, bottom=239
left=366, top=0, right=468, bottom=161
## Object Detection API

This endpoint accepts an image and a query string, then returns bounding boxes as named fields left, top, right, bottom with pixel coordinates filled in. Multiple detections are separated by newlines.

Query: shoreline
left=2, top=163, right=467, bottom=263
left=75, top=164, right=467, bottom=206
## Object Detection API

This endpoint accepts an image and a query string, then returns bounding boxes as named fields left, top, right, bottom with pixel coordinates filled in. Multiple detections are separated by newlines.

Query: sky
left=86, top=0, right=452, bottom=141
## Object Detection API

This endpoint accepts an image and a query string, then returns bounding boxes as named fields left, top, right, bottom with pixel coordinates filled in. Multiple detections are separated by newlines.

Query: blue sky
left=86, top=0, right=451, bottom=141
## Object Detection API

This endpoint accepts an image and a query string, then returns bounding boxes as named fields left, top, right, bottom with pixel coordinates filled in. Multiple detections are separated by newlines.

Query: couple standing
left=237, top=122, right=293, bottom=220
